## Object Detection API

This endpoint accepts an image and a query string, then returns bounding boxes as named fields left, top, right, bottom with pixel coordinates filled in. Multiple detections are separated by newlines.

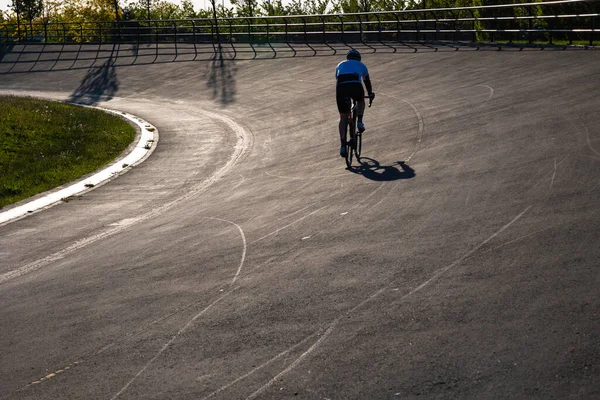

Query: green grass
left=0, top=96, right=136, bottom=209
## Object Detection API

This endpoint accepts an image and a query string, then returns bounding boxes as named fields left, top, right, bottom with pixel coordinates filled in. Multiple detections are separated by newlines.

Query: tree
left=11, top=0, right=43, bottom=33
left=259, top=0, right=287, bottom=16
left=231, top=0, right=258, bottom=17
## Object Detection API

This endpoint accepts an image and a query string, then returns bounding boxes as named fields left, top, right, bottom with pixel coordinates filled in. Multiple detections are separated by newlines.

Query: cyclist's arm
left=364, top=75, right=373, bottom=95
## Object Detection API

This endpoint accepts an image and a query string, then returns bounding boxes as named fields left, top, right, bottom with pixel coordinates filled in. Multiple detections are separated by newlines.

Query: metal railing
left=1, top=0, right=598, bottom=47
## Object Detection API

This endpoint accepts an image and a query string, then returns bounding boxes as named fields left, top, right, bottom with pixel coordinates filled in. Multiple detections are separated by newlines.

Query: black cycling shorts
left=336, top=82, right=365, bottom=114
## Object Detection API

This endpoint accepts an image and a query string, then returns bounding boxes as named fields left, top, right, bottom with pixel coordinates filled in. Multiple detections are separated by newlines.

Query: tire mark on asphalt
left=0, top=108, right=252, bottom=285
left=245, top=206, right=532, bottom=396
left=110, top=287, right=239, bottom=400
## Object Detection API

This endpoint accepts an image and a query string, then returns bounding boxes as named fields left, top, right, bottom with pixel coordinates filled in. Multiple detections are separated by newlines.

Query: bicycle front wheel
left=355, top=132, right=362, bottom=160
left=345, top=136, right=353, bottom=168
left=345, top=118, right=355, bottom=168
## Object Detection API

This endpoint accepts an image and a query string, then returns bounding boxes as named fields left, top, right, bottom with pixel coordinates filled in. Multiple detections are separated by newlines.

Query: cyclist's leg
left=351, top=84, right=366, bottom=132
left=336, top=85, right=352, bottom=155
left=339, top=112, right=349, bottom=144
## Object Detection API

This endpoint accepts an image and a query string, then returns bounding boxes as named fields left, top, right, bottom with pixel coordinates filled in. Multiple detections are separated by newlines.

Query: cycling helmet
left=346, top=49, right=361, bottom=61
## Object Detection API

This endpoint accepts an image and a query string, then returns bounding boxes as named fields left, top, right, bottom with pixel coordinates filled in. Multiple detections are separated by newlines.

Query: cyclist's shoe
left=340, top=145, right=347, bottom=158
left=357, top=121, right=365, bottom=133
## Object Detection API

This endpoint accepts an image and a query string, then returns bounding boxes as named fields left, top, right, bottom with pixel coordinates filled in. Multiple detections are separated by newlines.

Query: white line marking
left=246, top=287, right=387, bottom=399
left=245, top=206, right=532, bottom=394
left=110, top=288, right=239, bottom=400
left=404, top=206, right=532, bottom=296
left=550, top=157, right=558, bottom=188
left=378, top=93, right=424, bottom=163
left=205, top=217, right=246, bottom=285
left=231, top=174, right=246, bottom=191
left=0, top=108, right=251, bottom=284
left=264, top=171, right=348, bottom=180
left=476, top=84, right=495, bottom=101
left=246, top=324, right=338, bottom=400
left=532, top=156, right=570, bottom=189
left=583, top=123, right=600, bottom=158
left=201, top=332, right=319, bottom=400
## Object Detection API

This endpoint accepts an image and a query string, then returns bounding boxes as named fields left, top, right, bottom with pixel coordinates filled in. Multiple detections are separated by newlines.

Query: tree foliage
left=11, top=0, right=44, bottom=22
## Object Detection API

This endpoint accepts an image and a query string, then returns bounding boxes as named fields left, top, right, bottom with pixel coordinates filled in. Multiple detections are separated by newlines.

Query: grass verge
left=0, top=96, right=136, bottom=209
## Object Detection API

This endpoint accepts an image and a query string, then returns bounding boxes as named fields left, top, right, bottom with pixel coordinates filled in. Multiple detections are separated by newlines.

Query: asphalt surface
left=0, top=42, right=599, bottom=399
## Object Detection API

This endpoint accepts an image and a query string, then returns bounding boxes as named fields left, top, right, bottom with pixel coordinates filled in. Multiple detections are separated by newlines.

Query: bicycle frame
left=344, top=95, right=372, bottom=168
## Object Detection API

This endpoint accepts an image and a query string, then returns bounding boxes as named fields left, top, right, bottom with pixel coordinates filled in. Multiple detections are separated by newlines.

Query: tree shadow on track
left=350, top=158, right=415, bottom=181
left=205, top=44, right=237, bottom=105
left=0, top=42, right=14, bottom=63
left=68, top=45, right=119, bottom=106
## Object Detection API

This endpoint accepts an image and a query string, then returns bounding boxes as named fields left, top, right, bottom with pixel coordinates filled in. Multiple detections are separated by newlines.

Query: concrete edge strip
left=0, top=106, right=158, bottom=225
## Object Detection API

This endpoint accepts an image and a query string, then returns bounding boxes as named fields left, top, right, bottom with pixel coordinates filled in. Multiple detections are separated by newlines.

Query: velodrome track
left=0, top=42, right=599, bottom=399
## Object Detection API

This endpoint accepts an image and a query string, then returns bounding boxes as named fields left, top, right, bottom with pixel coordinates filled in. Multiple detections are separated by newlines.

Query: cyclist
left=335, top=49, right=375, bottom=157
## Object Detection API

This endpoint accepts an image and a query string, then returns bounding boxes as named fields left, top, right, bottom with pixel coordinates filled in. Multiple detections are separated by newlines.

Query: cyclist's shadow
left=350, top=157, right=416, bottom=181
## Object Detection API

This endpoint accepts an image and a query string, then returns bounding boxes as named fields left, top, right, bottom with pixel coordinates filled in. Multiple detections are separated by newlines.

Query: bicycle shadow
left=350, top=157, right=415, bottom=181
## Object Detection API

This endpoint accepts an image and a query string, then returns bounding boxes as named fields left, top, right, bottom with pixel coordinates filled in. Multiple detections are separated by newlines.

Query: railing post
left=137, top=20, right=141, bottom=47
left=265, top=17, right=270, bottom=44
left=247, top=19, right=251, bottom=43
left=357, top=14, right=363, bottom=43
left=548, top=14, right=553, bottom=44
left=227, top=19, right=232, bottom=44
left=154, top=21, right=159, bottom=54
left=587, top=1, right=595, bottom=46
left=527, top=5, right=533, bottom=44
left=321, top=16, right=326, bottom=43
left=173, top=21, right=178, bottom=54
left=394, top=13, right=400, bottom=42
left=302, top=16, right=307, bottom=43
left=449, top=10, right=457, bottom=42
left=375, top=14, right=382, bottom=42
left=413, top=13, right=420, bottom=42
left=468, top=9, right=476, bottom=43
left=284, top=19, right=288, bottom=43
left=592, top=12, right=596, bottom=46
left=430, top=11, right=438, bottom=42
left=338, top=15, right=344, bottom=43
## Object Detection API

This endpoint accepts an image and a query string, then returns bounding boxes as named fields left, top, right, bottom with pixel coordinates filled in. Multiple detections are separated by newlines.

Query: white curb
left=0, top=106, right=158, bottom=225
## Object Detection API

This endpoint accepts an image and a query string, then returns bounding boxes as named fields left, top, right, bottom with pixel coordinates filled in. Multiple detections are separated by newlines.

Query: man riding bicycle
left=335, top=49, right=375, bottom=157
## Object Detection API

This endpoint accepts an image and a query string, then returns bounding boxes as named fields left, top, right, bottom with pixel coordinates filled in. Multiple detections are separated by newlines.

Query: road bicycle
left=344, top=95, right=373, bottom=169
